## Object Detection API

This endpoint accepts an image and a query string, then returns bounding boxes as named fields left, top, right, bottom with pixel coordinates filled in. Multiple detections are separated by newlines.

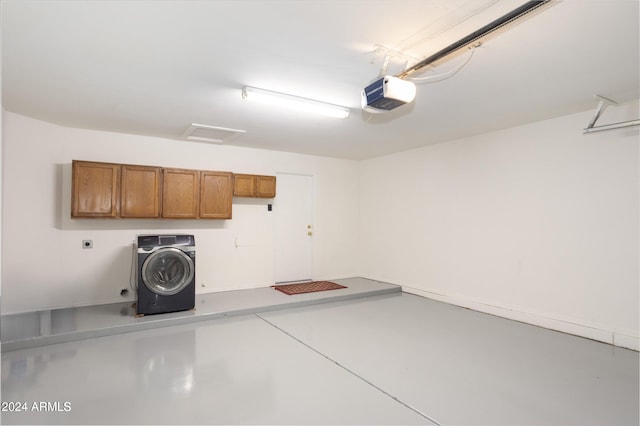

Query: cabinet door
left=162, top=168, right=200, bottom=219
left=71, top=160, right=120, bottom=217
left=200, top=171, right=233, bottom=219
left=120, top=165, right=162, bottom=218
left=233, top=174, right=256, bottom=197
left=256, top=175, right=276, bottom=198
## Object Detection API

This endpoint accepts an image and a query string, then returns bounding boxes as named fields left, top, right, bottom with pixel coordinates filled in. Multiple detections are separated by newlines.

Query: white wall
left=3, top=103, right=638, bottom=351
left=1, top=112, right=359, bottom=314
left=359, top=101, right=639, bottom=350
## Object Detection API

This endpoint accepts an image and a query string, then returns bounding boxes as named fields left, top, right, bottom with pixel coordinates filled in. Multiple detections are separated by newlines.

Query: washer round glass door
left=141, top=248, right=194, bottom=296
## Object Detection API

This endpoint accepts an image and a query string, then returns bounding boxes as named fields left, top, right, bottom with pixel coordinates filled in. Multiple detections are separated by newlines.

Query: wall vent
left=182, top=123, right=246, bottom=144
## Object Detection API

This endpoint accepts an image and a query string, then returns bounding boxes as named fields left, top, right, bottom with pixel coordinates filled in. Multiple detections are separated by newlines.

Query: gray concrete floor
left=1, top=280, right=638, bottom=425
left=0, top=277, right=399, bottom=352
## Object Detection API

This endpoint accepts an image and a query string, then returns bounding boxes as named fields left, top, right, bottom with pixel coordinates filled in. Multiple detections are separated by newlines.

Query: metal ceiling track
left=396, top=0, right=554, bottom=79
left=583, top=95, right=640, bottom=134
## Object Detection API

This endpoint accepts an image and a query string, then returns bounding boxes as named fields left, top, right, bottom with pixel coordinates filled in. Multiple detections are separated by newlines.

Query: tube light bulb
left=242, top=86, right=350, bottom=119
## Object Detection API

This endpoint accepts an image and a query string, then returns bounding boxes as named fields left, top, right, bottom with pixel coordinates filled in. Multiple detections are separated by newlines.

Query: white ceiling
left=2, top=0, right=639, bottom=160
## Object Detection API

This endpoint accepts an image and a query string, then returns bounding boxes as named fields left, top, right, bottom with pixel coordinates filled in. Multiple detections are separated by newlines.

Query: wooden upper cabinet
left=72, top=160, right=120, bottom=217
left=233, top=174, right=256, bottom=197
left=162, top=168, right=200, bottom=219
left=256, top=175, right=276, bottom=198
left=200, top=171, right=233, bottom=219
left=233, top=174, right=276, bottom=198
left=71, top=159, right=249, bottom=219
left=120, top=165, right=162, bottom=218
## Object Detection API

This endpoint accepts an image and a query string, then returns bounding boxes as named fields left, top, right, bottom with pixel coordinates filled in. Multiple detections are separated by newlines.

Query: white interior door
left=275, top=173, right=313, bottom=283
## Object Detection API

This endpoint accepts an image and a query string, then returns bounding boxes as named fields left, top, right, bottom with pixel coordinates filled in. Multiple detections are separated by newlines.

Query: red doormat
left=272, top=281, right=347, bottom=295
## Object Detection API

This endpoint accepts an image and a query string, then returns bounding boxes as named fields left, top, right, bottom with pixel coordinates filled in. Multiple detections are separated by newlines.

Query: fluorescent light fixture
left=242, top=86, right=350, bottom=119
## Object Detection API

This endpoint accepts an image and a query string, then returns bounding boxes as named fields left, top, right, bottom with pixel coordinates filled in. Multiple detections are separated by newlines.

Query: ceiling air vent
left=182, top=123, right=246, bottom=144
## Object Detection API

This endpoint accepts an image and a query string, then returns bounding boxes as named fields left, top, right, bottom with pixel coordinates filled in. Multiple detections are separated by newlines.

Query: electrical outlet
left=82, top=240, right=93, bottom=249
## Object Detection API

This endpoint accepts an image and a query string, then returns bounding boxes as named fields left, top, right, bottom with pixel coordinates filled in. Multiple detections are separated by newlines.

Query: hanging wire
left=408, top=45, right=478, bottom=84
left=367, top=1, right=498, bottom=79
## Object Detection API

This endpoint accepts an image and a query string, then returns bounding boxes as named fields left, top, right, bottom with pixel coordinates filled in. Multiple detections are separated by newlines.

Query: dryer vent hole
left=120, top=289, right=129, bottom=297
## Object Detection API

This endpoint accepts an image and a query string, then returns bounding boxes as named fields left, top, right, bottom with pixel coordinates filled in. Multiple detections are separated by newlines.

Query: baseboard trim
left=399, top=284, right=639, bottom=351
